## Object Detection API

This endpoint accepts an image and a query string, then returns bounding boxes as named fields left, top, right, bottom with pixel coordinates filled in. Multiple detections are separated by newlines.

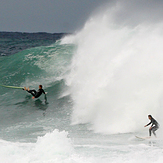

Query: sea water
left=1, top=2, right=163, bottom=163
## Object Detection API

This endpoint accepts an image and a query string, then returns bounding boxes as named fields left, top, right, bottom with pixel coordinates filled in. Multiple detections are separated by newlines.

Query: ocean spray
left=62, top=7, right=163, bottom=134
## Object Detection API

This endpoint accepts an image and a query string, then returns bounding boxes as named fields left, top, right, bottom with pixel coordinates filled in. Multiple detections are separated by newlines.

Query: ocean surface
left=1, top=10, right=163, bottom=163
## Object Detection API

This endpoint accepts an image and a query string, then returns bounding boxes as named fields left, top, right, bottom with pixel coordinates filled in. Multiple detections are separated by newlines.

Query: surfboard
left=135, top=136, right=151, bottom=140
left=0, top=84, right=24, bottom=89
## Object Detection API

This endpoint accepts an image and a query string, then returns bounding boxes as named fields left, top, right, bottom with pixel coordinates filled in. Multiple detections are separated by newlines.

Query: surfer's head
left=39, top=85, right=42, bottom=89
left=148, top=115, right=152, bottom=120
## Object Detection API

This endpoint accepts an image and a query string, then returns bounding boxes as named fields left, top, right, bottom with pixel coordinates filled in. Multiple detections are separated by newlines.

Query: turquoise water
left=0, top=41, right=74, bottom=142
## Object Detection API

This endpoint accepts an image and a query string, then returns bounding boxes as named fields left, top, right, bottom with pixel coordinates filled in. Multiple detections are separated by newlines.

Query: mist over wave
left=62, top=3, right=163, bottom=134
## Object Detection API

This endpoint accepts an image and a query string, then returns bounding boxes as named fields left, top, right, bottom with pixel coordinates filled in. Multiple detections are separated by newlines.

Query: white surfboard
left=135, top=136, right=151, bottom=140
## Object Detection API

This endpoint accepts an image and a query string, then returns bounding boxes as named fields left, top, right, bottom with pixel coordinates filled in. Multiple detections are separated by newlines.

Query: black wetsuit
left=27, top=88, right=45, bottom=98
left=146, top=117, right=159, bottom=137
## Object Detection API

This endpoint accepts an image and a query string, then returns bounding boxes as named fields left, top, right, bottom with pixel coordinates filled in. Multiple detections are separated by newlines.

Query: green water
left=0, top=41, right=74, bottom=142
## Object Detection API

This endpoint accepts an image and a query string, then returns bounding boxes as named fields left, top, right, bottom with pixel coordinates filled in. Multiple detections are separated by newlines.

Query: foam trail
left=62, top=5, right=163, bottom=134
left=0, top=130, right=75, bottom=163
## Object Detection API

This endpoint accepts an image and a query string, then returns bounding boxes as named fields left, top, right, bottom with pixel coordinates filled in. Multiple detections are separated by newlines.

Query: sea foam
left=62, top=6, right=163, bottom=134
left=0, top=129, right=76, bottom=163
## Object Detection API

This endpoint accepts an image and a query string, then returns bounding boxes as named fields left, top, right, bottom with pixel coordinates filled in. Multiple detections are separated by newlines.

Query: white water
left=0, top=129, right=163, bottom=163
left=62, top=4, right=163, bottom=134
left=0, top=130, right=75, bottom=163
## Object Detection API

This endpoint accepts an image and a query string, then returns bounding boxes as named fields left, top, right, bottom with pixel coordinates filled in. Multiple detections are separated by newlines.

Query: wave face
left=0, top=40, right=73, bottom=92
left=0, top=41, right=74, bottom=140
left=62, top=3, right=163, bottom=134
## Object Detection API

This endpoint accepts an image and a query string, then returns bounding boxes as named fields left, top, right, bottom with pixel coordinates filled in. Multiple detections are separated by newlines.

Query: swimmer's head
left=39, top=85, right=42, bottom=89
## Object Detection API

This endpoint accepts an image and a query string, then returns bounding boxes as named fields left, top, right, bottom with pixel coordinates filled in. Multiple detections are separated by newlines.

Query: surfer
left=144, top=115, right=159, bottom=137
left=24, top=85, right=46, bottom=99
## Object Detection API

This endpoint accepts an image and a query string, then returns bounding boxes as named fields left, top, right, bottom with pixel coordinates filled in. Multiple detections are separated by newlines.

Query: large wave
left=0, top=41, right=73, bottom=96
left=62, top=2, right=163, bottom=134
left=0, top=42, right=74, bottom=130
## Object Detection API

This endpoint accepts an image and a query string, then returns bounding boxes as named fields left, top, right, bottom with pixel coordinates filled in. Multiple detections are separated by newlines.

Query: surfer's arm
left=42, top=89, right=46, bottom=94
left=145, top=122, right=151, bottom=127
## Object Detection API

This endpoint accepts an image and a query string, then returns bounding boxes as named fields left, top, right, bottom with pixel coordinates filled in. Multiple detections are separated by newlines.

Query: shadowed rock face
left=0, top=32, right=68, bottom=56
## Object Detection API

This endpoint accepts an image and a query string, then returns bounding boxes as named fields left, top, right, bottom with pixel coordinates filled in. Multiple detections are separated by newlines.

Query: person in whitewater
left=24, top=85, right=46, bottom=99
left=144, top=115, right=159, bottom=137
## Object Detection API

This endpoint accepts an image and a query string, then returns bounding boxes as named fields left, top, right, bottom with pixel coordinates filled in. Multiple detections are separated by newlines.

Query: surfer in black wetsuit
left=144, top=115, right=159, bottom=137
left=24, top=85, right=46, bottom=99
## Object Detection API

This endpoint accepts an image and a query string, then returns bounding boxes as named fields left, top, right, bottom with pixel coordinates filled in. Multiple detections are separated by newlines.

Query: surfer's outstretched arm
left=144, top=122, right=151, bottom=127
